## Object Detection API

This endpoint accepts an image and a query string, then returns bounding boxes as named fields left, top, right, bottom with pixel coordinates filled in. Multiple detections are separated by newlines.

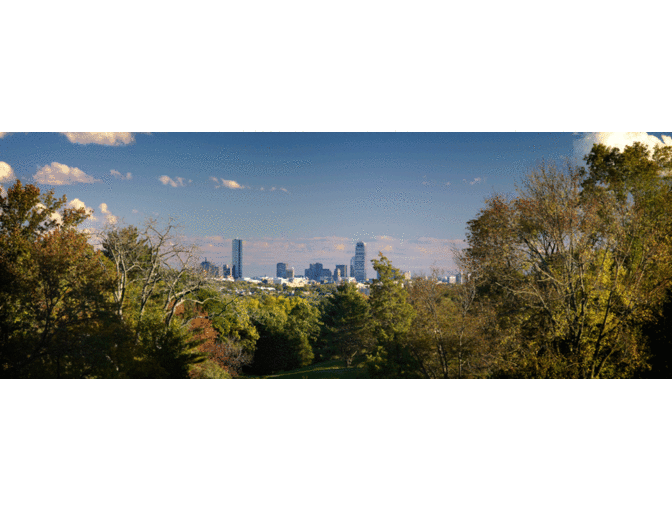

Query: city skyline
left=3, top=132, right=672, bottom=277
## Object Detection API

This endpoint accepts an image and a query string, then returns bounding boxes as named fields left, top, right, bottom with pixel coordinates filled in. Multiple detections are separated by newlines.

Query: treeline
left=2, top=141, right=672, bottom=378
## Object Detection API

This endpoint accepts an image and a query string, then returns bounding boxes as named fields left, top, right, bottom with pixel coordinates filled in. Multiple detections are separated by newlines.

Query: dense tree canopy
left=5, top=138, right=671, bottom=380
left=0, top=181, right=127, bottom=377
left=459, top=143, right=672, bottom=378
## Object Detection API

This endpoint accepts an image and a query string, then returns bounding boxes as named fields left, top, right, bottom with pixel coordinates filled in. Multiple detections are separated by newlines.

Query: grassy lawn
left=248, top=359, right=369, bottom=379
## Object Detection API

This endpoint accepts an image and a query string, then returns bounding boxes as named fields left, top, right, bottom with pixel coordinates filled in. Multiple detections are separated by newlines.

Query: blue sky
left=2, top=131, right=671, bottom=277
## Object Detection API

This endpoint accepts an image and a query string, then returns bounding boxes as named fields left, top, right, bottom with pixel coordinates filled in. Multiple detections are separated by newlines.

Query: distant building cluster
left=199, top=258, right=219, bottom=277
left=200, top=240, right=243, bottom=281
left=200, top=239, right=465, bottom=286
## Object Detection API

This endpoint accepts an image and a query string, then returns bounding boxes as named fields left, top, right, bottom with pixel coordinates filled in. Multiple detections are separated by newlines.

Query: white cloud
left=68, top=198, right=96, bottom=220
left=212, top=177, right=285, bottom=191
left=132, top=209, right=139, bottom=214
left=159, top=175, right=186, bottom=187
left=34, top=203, right=63, bottom=225
left=220, top=179, right=245, bottom=189
left=99, top=202, right=117, bottom=224
left=34, top=162, right=100, bottom=185
left=110, top=169, right=132, bottom=180
left=61, top=132, right=135, bottom=146
left=0, top=161, right=16, bottom=182
left=463, top=177, right=482, bottom=185
left=211, top=177, right=248, bottom=189
left=574, top=132, right=672, bottom=162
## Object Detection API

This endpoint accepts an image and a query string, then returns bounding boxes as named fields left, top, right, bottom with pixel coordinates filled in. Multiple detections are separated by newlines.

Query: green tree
left=194, top=286, right=259, bottom=355
left=366, top=253, right=418, bottom=378
left=247, top=296, right=319, bottom=375
left=405, top=272, right=495, bottom=378
left=183, top=287, right=257, bottom=376
left=126, top=306, right=206, bottom=378
left=320, top=281, right=372, bottom=367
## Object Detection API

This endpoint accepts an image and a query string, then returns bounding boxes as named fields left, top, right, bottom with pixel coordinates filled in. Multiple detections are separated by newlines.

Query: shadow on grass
left=247, top=359, right=369, bottom=379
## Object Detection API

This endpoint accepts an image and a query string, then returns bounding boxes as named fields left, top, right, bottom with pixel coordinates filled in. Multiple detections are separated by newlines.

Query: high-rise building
left=354, top=241, right=367, bottom=282
left=350, top=257, right=355, bottom=281
left=304, top=262, right=333, bottom=282
left=200, top=258, right=218, bottom=276
left=222, top=264, right=232, bottom=277
left=306, top=262, right=323, bottom=281
left=232, top=239, right=243, bottom=279
left=277, top=262, right=288, bottom=278
left=335, top=264, right=347, bottom=279
left=286, top=267, right=295, bottom=278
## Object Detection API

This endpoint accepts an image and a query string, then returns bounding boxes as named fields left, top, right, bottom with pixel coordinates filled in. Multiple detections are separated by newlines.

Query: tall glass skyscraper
left=232, top=239, right=243, bottom=279
left=354, top=241, right=367, bottom=282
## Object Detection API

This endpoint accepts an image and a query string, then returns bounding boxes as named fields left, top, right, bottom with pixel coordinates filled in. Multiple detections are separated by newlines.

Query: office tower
left=277, top=262, right=288, bottom=278
left=222, top=264, right=232, bottom=277
left=307, top=262, right=323, bottom=281
left=350, top=257, right=355, bottom=281
left=286, top=267, right=295, bottom=278
left=354, top=241, right=367, bottom=282
left=200, top=258, right=218, bottom=276
left=335, top=264, right=347, bottom=279
left=232, top=239, right=243, bottom=279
